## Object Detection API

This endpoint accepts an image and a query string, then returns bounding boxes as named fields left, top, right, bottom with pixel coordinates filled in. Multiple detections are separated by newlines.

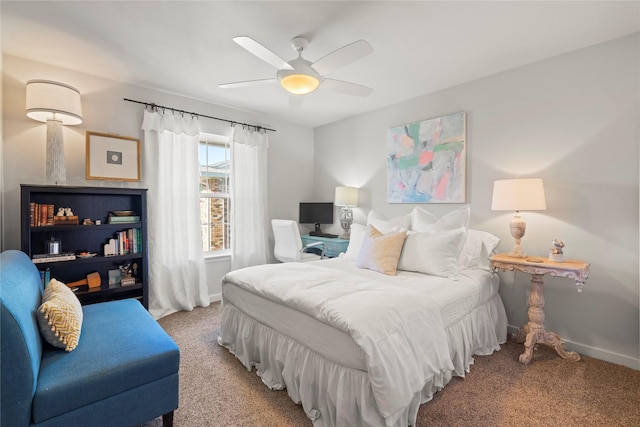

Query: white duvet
left=223, top=262, right=455, bottom=424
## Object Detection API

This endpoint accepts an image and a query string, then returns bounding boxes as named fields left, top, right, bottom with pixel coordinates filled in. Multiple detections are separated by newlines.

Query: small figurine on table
left=549, top=239, right=565, bottom=262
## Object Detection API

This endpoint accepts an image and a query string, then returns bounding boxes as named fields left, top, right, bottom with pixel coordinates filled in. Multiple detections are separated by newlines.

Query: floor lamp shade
left=335, top=186, right=359, bottom=239
left=26, top=80, right=83, bottom=185
left=491, top=178, right=546, bottom=258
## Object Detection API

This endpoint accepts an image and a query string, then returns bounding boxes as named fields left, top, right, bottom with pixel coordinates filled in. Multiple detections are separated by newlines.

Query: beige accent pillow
left=37, top=278, right=83, bottom=352
left=356, top=225, right=407, bottom=275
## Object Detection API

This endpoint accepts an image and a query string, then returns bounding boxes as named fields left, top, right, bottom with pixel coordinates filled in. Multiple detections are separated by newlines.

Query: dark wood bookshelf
left=21, top=185, right=149, bottom=308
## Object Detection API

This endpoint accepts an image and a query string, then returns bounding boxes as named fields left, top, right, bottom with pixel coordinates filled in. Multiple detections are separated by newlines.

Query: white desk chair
left=271, top=219, right=325, bottom=263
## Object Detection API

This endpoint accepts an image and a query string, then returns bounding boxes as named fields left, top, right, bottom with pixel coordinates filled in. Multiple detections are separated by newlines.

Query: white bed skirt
left=218, top=293, right=507, bottom=427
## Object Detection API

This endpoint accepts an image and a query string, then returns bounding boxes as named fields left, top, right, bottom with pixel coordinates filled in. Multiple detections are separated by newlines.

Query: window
left=199, top=133, right=230, bottom=254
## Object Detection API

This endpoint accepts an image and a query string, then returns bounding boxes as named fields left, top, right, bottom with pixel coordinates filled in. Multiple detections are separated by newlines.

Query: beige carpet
left=143, top=302, right=640, bottom=426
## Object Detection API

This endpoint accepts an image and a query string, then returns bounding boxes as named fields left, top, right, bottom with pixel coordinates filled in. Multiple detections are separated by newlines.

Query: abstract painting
left=387, top=112, right=466, bottom=203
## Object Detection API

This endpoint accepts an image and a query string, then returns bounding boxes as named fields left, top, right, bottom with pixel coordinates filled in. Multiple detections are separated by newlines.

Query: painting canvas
left=387, top=112, right=466, bottom=203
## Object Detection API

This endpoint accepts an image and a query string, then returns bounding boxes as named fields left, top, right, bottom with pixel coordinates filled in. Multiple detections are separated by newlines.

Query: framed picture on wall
left=386, top=111, right=466, bottom=203
left=86, top=131, right=141, bottom=181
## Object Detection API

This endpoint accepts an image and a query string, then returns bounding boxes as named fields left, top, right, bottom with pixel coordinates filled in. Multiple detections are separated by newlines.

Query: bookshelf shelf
left=21, top=185, right=149, bottom=308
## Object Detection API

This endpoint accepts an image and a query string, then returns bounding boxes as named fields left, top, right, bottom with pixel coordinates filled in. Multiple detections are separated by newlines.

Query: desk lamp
left=335, top=186, right=359, bottom=239
left=491, top=178, right=546, bottom=258
left=26, top=80, right=83, bottom=185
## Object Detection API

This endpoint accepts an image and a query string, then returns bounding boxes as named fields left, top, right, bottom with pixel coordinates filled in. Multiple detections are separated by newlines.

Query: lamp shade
left=335, top=186, right=359, bottom=207
left=26, top=80, right=83, bottom=125
left=491, top=178, right=546, bottom=211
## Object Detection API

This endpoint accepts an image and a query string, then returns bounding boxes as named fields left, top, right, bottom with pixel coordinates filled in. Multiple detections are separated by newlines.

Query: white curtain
left=230, top=126, right=270, bottom=270
left=141, top=110, right=209, bottom=319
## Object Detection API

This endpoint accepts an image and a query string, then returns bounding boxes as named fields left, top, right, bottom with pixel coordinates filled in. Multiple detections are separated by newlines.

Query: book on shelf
left=53, top=215, right=79, bottom=225
left=29, top=202, right=56, bottom=226
left=32, top=253, right=76, bottom=264
left=103, top=228, right=141, bottom=256
left=38, top=268, right=51, bottom=288
left=107, top=215, right=141, bottom=224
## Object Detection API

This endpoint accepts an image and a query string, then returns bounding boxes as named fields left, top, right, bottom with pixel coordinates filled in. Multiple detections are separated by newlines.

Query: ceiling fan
left=219, top=36, right=374, bottom=107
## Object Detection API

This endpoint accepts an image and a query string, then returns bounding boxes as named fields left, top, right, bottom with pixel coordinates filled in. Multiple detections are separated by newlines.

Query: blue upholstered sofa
left=1, top=250, right=180, bottom=427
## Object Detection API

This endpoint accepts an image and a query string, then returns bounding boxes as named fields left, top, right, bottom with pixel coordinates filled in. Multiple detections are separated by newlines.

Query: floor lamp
left=26, top=80, right=83, bottom=185
left=335, top=186, right=359, bottom=239
left=491, top=178, right=546, bottom=258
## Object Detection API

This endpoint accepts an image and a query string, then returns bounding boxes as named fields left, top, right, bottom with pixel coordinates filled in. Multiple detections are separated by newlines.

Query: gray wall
left=314, top=34, right=640, bottom=369
left=1, top=55, right=315, bottom=300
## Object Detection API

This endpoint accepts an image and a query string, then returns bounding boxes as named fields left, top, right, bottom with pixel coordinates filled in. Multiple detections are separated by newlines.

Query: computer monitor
left=299, top=202, right=334, bottom=235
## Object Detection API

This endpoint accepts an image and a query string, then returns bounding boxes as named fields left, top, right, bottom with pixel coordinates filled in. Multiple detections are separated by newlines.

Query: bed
left=218, top=208, right=508, bottom=427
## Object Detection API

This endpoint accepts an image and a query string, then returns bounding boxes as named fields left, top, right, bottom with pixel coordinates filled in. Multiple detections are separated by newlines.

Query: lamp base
left=508, top=212, right=527, bottom=258
left=339, top=206, right=353, bottom=240
left=46, top=119, right=66, bottom=185
left=508, top=251, right=527, bottom=258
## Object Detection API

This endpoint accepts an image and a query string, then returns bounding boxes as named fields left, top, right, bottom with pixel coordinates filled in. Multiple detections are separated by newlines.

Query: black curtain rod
left=123, top=98, right=276, bottom=133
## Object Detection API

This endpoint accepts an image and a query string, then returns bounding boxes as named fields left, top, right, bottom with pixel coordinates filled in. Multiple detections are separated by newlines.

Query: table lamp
left=491, top=178, right=546, bottom=258
left=334, top=186, right=359, bottom=239
left=26, top=80, right=83, bottom=185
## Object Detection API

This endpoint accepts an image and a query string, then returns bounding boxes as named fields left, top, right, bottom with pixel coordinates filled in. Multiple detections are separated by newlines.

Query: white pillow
left=458, top=229, right=500, bottom=271
left=411, top=206, right=470, bottom=232
left=343, top=223, right=366, bottom=260
left=397, top=227, right=467, bottom=279
left=367, top=210, right=411, bottom=234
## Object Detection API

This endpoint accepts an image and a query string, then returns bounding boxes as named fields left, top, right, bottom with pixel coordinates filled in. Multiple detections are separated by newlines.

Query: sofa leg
left=162, top=411, right=174, bottom=427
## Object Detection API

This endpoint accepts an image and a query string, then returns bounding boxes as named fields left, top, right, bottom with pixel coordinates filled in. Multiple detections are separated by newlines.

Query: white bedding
left=219, top=258, right=507, bottom=427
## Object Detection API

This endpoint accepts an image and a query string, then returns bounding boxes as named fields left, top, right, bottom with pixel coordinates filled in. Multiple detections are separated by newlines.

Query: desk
left=301, top=235, right=349, bottom=258
left=490, top=253, right=590, bottom=364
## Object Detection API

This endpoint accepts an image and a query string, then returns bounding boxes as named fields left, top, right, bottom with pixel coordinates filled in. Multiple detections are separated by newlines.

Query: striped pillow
left=37, top=278, right=83, bottom=352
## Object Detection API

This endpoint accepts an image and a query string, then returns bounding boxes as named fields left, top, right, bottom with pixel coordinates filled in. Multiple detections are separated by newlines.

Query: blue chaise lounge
left=1, top=250, right=180, bottom=426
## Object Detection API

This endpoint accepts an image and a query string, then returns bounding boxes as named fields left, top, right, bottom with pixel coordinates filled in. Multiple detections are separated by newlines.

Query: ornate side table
left=490, top=253, right=590, bottom=364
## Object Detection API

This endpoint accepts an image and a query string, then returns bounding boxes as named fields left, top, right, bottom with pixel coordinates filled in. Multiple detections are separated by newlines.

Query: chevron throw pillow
left=37, top=278, right=84, bottom=352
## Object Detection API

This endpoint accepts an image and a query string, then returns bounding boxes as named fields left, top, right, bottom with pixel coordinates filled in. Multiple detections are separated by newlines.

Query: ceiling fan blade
left=218, top=78, right=277, bottom=89
left=288, top=95, right=304, bottom=109
left=322, top=79, right=373, bottom=97
left=233, top=36, right=294, bottom=70
left=311, top=40, right=373, bottom=75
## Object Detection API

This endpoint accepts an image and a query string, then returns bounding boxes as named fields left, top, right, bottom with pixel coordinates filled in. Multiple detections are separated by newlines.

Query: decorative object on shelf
left=77, top=252, right=96, bottom=259
left=491, top=178, right=546, bottom=258
left=86, top=131, right=141, bottom=181
left=549, top=239, right=565, bottom=262
left=46, top=237, right=61, bottom=255
left=111, top=210, right=135, bottom=216
left=119, top=263, right=136, bottom=286
left=66, top=271, right=102, bottom=289
left=52, top=206, right=80, bottom=225
left=25, top=80, right=83, bottom=185
left=334, top=186, right=359, bottom=239
left=82, top=218, right=94, bottom=225
left=387, top=111, right=466, bottom=203
left=108, top=269, right=122, bottom=285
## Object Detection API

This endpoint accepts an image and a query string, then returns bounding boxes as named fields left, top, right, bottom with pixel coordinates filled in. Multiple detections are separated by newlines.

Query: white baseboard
left=506, top=325, right=639, bottom=370
left=209, top=293, right=222, bottom=303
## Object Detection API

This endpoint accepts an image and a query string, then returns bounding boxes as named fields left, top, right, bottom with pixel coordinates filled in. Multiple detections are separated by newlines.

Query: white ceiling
left=2, top=1, right=639, bottom=128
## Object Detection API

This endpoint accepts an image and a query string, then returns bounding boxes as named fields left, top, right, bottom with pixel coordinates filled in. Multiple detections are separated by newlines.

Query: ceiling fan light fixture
left=280, top=73, right=320, bottom=95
